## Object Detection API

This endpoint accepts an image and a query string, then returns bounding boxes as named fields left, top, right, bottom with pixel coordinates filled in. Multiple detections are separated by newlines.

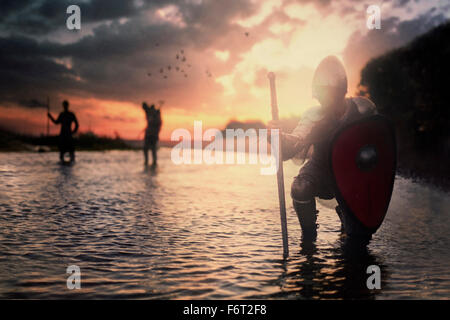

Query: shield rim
left=328, top=114, right=397, bottom=233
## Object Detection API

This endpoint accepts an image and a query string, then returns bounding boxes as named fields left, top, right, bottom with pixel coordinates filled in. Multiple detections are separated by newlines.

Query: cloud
left=0, top=0, right=448, bottom=138
left=102, top=115, right=136, bottom=122
left=0, top=36, right=80, bottom=106
left=19, top=99, right=48, bottom=109
left=343, top=8, right=449, bottom=93
left=0, top=0, right=146, bottom=35
left=0, top=0, right=259, bottom=109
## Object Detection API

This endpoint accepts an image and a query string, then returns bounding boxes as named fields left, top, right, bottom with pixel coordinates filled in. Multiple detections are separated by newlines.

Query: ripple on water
left=0, top=150, right=449, bottom=299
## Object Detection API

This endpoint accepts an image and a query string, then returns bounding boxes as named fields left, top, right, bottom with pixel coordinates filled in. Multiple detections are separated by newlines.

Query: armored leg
left=291, top=178, right=318, bottom=238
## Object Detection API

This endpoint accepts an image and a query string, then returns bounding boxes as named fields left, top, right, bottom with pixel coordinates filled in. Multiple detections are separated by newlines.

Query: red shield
left=330, top=115, right=396, bottom=232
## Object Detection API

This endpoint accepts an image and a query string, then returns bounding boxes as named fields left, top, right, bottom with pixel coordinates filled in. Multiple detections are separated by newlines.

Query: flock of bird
left=147, top=33, right=249, bottom=81
left=147, top=48, right=198, bottom=80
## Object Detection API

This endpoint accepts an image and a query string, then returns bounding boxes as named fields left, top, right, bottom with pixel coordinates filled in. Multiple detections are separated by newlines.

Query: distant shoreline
left=1, top=128, right=448, bottom=192
left=1, top=149, right=448, bottom=192
left=396, top=165, right=450, bottom=192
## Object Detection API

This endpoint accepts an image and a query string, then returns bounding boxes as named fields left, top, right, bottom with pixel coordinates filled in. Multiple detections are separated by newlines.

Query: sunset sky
left=1, top=0, right=449, bottom=140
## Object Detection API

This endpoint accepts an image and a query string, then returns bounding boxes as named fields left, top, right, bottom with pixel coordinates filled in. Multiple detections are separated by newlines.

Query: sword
left=267, top=72, right=289, bottom=258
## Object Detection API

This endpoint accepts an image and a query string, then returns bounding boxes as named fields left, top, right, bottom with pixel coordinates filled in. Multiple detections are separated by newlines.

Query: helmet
left=312, top=55, right=347, bottom=99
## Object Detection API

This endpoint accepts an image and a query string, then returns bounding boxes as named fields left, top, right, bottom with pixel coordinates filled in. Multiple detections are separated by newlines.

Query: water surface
left=0, top=150, right=448, bottom=299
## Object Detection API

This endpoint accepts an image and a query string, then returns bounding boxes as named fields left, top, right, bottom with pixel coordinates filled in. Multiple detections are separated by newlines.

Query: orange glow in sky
left=1, top=0, right=439, bottom=140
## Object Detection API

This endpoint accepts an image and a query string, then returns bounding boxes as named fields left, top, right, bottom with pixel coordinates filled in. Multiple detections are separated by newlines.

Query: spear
left=46, top=96, right=50, bottom=136
left=267, top=72, right=289, bottom=258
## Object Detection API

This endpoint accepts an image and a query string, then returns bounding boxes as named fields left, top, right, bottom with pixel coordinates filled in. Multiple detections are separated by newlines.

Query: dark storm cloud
left=0, top=0, right=146, bottom=35
left=0, top=35, right=83, bottom=107
left=0, top=0, right=253, bottom=36
left=395, top=10, right=448, bottom=41
left=0, top=0, right=257, bottom=107
left=1, top=0, right=448, bottom=112
left=393, top=0, right=412, bottom=8
left=19, top=98, right=48, bottom=109
left=0, top=0, right=30, bottom=19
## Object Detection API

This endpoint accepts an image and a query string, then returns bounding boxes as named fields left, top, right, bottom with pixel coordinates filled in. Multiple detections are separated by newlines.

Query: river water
left=0, top=149, right=448, bottom=299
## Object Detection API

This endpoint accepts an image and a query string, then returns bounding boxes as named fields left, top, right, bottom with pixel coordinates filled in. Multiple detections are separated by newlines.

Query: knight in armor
left=143, top=102, right=162, bottom=167
left=269, top=56, right=378, bottom=240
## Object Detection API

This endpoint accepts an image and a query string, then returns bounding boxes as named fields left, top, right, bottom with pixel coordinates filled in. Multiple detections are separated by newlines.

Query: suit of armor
left=282, top=96, right=377, bottom=238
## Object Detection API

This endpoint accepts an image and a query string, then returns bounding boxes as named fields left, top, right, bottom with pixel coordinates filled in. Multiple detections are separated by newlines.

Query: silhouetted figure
left=48, top=100, right=79, bottom=163
left=143, top=102, right=162, bottom=167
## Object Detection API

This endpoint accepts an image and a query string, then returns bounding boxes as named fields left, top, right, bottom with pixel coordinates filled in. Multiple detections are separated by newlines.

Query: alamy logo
left=171, top=121, right=280, bottom=175
left=66, top=5, right=81, bottom=30
left=366, top=5, right=381, bottom=30
left=66, top=265, right=81, bottom=289
left=366, top=265, right=381, bottom=289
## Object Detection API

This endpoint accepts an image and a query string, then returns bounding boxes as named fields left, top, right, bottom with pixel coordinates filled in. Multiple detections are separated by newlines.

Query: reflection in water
left=56, top=164, right=74, bottom=187
left=266, top=234, right=385, bottom=299
left=143, top=164, right=158, bottom=176
left=0, top=150, right=448, bottom=299
left=327, top=235, right=385, bottom=300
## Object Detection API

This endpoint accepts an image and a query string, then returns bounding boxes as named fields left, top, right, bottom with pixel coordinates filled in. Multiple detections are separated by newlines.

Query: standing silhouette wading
left=142, top=102, right=162, bottom=167
left=48, top=100, right=79, bottom=163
